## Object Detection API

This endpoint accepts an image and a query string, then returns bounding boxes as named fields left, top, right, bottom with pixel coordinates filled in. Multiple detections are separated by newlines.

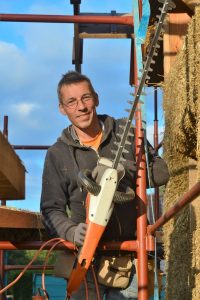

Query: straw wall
left=163, top=7, right=200, bottom=300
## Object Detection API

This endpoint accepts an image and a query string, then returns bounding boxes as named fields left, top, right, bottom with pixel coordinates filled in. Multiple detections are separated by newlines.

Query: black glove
left=73, top=223, right=88, bottom=246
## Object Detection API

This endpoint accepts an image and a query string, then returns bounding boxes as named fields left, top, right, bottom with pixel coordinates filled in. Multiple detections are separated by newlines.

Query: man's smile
left=76, top=113, right=90, bottom=118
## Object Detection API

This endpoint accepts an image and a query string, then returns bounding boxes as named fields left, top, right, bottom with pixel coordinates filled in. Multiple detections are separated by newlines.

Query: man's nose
left=76, top=98, right=86, bottom=109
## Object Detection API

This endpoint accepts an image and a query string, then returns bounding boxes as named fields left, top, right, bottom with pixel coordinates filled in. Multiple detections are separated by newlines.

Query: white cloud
left=0, top=0, right=164, bottom=211
left=0, top=41, right=28, bottom=91
left=10, top=102, right=39, bottom=117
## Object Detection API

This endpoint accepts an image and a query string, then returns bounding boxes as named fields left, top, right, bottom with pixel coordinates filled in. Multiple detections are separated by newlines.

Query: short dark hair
left=57, top=71, right=97, bottom=103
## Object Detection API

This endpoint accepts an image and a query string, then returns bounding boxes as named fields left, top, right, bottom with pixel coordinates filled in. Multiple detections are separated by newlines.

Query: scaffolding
left=0, top=1, right=199, bottom=300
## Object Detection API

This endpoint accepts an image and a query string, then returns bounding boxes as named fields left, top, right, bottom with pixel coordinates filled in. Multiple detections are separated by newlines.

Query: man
left=40, top=71, right=168, bottom=299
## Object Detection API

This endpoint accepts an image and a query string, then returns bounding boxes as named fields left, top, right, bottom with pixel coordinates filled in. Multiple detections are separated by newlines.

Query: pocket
left=97, top=255, right=133, bottom=289
left=54, top=250, right=76, bottom=280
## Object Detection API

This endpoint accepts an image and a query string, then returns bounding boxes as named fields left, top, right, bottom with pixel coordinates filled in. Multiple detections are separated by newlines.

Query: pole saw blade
left=112, top=0, right=175, bottom=170
left=66, top=1, right=175, bottom=297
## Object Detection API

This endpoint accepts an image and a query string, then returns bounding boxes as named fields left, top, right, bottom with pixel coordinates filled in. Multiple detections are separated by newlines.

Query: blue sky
left=0, top=0, right=164, bottom=211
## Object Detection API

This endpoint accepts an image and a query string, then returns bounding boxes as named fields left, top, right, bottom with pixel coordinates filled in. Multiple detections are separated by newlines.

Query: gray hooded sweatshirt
left=40, top=114, right=157, bottom=243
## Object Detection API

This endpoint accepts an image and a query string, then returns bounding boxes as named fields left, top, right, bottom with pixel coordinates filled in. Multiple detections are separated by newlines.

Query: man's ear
left=94, top=93, right=99, bottom=107
left=59, top=103, right=67, bottom=115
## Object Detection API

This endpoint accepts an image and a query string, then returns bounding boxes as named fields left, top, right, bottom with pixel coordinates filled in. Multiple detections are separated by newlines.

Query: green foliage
left=6, top=250, right=56, bottom=300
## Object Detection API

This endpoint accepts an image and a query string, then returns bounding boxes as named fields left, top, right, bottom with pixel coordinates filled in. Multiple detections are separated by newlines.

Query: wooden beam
left=79, top=32, right=134, bottom=39
left=0, top=207, right=43, bottom=229
left=0, top=131, right=25, bottom=200
left=163, top=13, right=191, bottom=77
left=78, top=13, right=133, bottom=38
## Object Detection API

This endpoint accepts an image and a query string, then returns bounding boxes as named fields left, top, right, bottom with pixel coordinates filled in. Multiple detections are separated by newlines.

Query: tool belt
left=54, top=250, right=76, bottom=280
left=97, top=255, right=133, bottom=289
left=54, top=251, right=134, bottom=289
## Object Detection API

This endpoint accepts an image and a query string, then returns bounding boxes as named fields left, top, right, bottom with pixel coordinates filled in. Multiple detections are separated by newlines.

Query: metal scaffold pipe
left=0, top=240, right=139, bottom=251
left=0, top=13, right=133, bottom=26
left=13, top=145, right=50, bottom=150
left=148, top=181, right=200, bottom=235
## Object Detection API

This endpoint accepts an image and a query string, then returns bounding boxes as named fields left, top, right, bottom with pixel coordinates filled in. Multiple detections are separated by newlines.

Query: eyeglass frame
left=60, top=92, right=95, bottom=110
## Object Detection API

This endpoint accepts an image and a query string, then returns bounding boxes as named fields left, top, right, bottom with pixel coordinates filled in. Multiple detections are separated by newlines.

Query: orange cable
left=91, top=264, right=102, bottom=300
left=0, top=237, right=92, bottom=300
left=42, top=240, right=63, bottom=299
left=0, top=238, right=73, bottom=295
left=83, top=277, right=89, bottom=300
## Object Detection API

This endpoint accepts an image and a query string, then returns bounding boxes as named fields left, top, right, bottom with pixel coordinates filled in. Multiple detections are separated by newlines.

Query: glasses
left=61, top=93, right=94, bottom=109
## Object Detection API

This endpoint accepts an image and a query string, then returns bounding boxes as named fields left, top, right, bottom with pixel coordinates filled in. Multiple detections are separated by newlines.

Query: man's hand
left=73, top=223, right=88, bottom=246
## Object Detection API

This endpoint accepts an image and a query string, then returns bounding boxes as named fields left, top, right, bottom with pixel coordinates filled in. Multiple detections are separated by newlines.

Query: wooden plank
left=181, top=0, right=199, bottom=11
left=78, top=13, right=133, bottom=37
left=79, top=32, right=134, bottom=39
left=0, top=131, right=25, bottom=199
left=163, top=13, right=191, bottom=77
left=0, top=207, right=43, bottom=229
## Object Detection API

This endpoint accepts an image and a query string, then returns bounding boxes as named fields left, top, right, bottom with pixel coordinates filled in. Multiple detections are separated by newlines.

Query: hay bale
left=163, top=6, right=200, bottom=299
left=181, top=0, right=200, bottom=11
left=164, top=25, right=197, bottom=159
left=192, top=8, right=200, bottom=299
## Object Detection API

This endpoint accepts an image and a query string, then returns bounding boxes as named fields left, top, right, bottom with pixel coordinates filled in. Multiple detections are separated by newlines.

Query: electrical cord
left=0, top=238, right=74, bottom=295
left=91, top=264, right=101, bottom=300
left=83, top=276, right=89, bottom=300
left=41, top=241, right=89, bottom=300
left=42, top=240, right=64, bottom=299
left=0, top=236, right=102, bottom=300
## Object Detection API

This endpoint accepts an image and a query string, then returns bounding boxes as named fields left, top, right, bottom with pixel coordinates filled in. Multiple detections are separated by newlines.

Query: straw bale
left=144, top=25, right=156, bottom=56
left=162, top=150, right=190, bottom=299
left=181, top=0, right=200, bottom=11
left=192, top=8, right=200, bottom=299
left=163, top=34, right=197, bottom=159
left=196, top=7, right=200, bottom=177
left=163, top=7, right=200, bottom=299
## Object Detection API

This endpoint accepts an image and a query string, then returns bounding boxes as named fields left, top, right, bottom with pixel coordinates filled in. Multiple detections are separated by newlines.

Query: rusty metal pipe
left=153, top=88, right=158, bottom=150
left=13, top=145, right=49, bottom=150
left=154, top=88, right=159, bottom=220
left=135, top=106, right=149, bottom=300
left=0, top=13, right=133, bottom=26
left=4, top=265, right=53, bottom=271
left=0, top=240, right=138, bottom=251
left=148, top=181, right=200, bottom=235
left=155, top=140, right=162, bottom=153
left=0, top=241, right=74, bottom=250
left=99, top=240, right=138, bottom=252
left=3, top=116, right=8, bottom=139
left=1, top=116, right=8, bottom=207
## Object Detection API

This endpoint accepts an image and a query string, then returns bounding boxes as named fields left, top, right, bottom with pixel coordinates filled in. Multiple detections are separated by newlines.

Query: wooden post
left=163, top=13, right=191, bottom=77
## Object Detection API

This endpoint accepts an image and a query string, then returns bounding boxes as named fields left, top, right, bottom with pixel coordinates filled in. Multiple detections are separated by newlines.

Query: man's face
left=59, top=81, right=99, bottom=131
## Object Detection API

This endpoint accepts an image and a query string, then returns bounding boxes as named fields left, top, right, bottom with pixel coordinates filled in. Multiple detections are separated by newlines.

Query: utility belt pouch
left=54, top=250, right=76, bottom=280
left=97, top=255, right=133, bottom=289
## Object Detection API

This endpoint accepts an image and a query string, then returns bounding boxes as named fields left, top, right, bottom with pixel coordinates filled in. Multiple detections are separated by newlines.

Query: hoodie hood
left=59, top=114, right=115, bottom=148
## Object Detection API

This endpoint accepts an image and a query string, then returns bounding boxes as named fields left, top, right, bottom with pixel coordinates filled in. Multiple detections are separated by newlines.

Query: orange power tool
left=67, top=158, right=119, bottom=298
